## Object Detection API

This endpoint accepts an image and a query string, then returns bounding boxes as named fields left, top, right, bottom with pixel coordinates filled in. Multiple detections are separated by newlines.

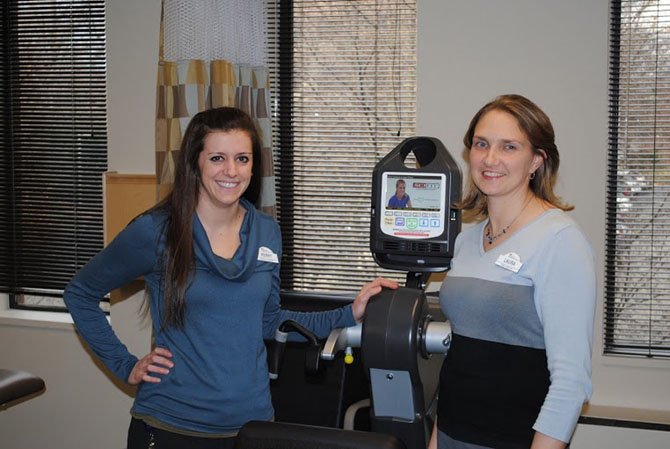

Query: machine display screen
left=380, top=172, right=446, bottom=239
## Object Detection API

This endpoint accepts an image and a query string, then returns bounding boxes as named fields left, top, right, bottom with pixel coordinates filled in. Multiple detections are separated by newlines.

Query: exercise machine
left=270, top=137, right=462, bottom=449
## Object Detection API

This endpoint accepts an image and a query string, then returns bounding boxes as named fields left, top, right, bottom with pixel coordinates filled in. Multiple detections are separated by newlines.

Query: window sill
left=0, top=294, right=110, bottom=331
left=580, top=404, right=670, bottom=431
left=596, top=351, right=670, bottom=370
left=0, top=308, right=76, bottom=331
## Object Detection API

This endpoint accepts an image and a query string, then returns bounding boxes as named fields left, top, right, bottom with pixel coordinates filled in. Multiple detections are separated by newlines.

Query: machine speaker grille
left=383, top=240, right=445, bottom=254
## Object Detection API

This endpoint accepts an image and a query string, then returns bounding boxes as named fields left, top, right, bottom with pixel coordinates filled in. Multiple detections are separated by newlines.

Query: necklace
left=485, top=194, right=533, bottom=245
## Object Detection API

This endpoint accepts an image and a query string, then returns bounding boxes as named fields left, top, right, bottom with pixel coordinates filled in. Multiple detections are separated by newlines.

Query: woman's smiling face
left=197, top=130, right=253, bottom=210
left=469, top=109, right=544, bottom=203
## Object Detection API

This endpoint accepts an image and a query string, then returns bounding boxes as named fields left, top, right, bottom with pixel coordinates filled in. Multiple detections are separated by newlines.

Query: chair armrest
left=0, top=369, right=45, bottom=407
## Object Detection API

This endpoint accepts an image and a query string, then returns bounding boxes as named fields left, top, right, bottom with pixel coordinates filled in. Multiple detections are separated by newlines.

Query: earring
left=529, top=172, right=536, bottom=180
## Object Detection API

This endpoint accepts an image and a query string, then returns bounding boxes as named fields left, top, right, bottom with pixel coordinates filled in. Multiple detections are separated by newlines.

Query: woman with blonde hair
left=430, top=95, right=596, bottom=449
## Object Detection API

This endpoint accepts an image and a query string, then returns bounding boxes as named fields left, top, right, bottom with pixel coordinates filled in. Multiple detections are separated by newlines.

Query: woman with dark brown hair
left=429, top=95, right=596, bottom=449
left=65, top=107, right=396, bottom=449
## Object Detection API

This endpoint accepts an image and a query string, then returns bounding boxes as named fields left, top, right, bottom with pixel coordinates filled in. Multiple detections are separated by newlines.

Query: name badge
left=258, top=246, right=279, bottom=263
left=495, top=252, right=523, bottom=273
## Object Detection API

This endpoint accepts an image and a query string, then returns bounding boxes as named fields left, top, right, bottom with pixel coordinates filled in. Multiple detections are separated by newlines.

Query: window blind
left=267, top=0, right=417, bottom=292
left=605, top=0, right=670, bottom=357
left=0, top=0, right=107, bottom=308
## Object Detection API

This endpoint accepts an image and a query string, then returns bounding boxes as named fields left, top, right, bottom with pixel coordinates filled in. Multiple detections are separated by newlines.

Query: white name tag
left=495, top=252, right=523, bottom=273
left=258, top=246, right=279, bottom=263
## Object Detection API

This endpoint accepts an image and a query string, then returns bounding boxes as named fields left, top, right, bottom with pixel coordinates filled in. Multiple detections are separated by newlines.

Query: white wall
left=418, top=0, right=670, bottom=447
left=1, top=1, right=669, bottom=448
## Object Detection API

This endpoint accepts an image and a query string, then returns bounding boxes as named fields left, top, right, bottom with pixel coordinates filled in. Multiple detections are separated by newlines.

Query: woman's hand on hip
left=128, top=347, right=174, bottom=385
left=352, top=277, right=399, bottom=322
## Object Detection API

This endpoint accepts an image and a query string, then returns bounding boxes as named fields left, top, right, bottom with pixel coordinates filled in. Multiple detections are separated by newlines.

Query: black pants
left=127, top=417, right=236, bottom=449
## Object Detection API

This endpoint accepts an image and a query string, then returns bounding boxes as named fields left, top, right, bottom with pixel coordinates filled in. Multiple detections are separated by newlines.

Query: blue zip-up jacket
left=64, top=198, right=356, bottom=434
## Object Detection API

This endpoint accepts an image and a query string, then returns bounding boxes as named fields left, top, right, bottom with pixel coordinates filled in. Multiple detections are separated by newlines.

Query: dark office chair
left=0, top=369, right=45, bottom=409
left=234, top=420, right=406, bottom=449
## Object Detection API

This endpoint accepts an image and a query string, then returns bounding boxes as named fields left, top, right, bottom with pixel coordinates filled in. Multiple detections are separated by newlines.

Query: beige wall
left=0, top=1, right=668, bottom=448
left=106, top=0, right=161, bottom=173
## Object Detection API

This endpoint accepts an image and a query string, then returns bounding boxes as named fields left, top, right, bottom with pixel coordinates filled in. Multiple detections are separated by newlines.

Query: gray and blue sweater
left=438, top=209, right=596, bottom=449
left=64, top=198, right=356, bottom=435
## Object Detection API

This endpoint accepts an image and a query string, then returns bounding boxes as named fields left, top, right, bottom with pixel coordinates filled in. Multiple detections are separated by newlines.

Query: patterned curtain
left=155, top=0, right=275, bottom=215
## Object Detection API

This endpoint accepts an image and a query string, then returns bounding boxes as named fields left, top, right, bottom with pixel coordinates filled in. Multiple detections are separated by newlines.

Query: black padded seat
left=235, top=421, right=406, bottom=449
left=0, top=369, right=45, bottom=408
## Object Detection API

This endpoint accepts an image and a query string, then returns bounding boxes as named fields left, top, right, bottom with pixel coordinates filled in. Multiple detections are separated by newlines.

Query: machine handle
left=321, top=324, right=362, bottom=360
left=268, top=320, right=321, bottom=380
left=268, top=328, right=288, bottom=380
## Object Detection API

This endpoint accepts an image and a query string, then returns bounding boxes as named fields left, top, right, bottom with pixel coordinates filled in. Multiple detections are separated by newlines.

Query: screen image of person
left=388, top=178, right=413, bottom=208
left=429, top=95, right=596, bottom=449
left=64, top=107, right=398, bottom=449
